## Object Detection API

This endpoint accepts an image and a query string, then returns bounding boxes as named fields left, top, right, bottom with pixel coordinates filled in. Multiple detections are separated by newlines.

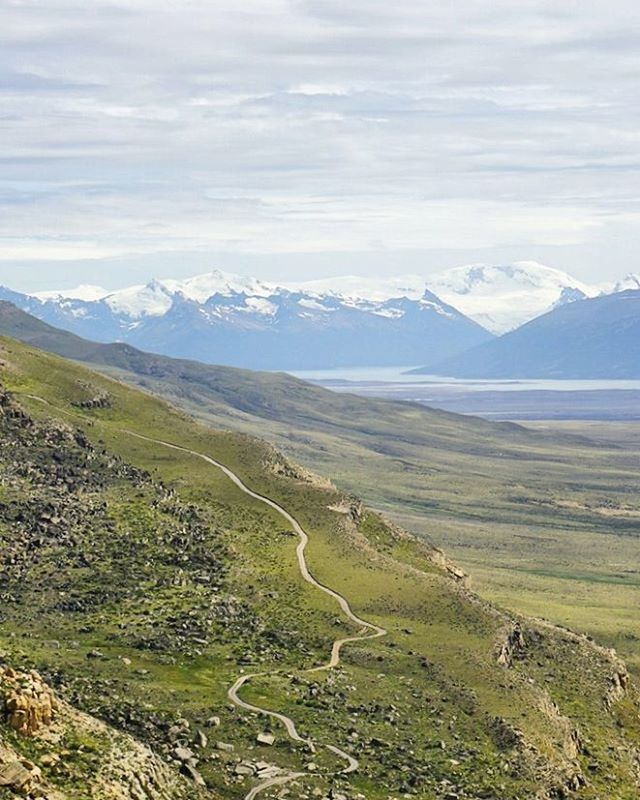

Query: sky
left=2, top=0, right=640, bottom=292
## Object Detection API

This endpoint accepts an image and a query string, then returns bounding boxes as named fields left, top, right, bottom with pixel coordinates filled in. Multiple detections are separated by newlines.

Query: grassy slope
left=103, top=364, right=640, bottom=674
left=1, top=300, right=640, bottom=678
left=1, top=336, right=640, bottom=798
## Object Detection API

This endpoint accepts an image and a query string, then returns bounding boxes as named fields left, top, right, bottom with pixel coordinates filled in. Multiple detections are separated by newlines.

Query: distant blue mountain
left=416, top=290, right=640, bottom=378
left=0, top=270, right=491, bottom=370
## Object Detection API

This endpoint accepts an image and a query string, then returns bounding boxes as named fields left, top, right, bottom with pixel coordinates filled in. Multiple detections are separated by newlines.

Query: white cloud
left=1, top=0, right=640, bottom=285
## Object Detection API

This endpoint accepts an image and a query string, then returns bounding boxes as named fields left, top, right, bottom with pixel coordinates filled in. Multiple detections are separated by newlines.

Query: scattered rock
left=195, top=729, right=208, bottom=749
left=174, top=746, right=196, bottom=763
left=180, top=761, right=206, bottom=787
left=0, top=760, right=33, bottom=789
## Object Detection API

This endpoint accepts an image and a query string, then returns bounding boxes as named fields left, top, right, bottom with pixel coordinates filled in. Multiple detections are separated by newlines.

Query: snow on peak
left=33, top=284, right=110, bottom=302
left=104, top=279, right=175, bottom=319
left=100, top=270, right=279, bottom=319
left=612, top=273, right=640, bottom=293
left=27, top=263, right=622, bottom=332
left=241, top=296, right=277, bottom=316
left=161, top=270, right=277, bottom=303
left=286, top=274, right=428, bottom=302
left=430, top=261, right=594, bottom=295
left=426, top=261, right=598, bottom=333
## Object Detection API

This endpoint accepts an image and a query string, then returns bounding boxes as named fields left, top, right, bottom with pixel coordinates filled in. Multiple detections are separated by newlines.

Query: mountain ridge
left=418, top=289, right=640, bottom=379
left=0, top=271, right=490, bottom=370
left=21, top=260, right=621, bottom=335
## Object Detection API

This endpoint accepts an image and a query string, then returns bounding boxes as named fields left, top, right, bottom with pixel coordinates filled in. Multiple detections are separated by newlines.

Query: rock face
left=0, top=665, right=210, bottom=800
left=0, top=754, right=45, bottom=796
left=605, top=662, right=630, bottom=711
left=0, top=666, right=59, bottom=798
left=497, top=624, right=526, bottom=668
left=1, top=666, right=58, bottom=736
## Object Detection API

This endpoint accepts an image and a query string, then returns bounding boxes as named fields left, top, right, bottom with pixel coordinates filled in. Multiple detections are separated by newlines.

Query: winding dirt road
left=126, top=432, right=386, bottom=798
left=18, top=395, right=387, bottom=799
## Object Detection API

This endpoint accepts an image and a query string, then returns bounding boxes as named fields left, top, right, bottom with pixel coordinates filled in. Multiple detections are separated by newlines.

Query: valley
left=2, top=299, right=639, bottom=677
left=1, top=337, right=640, bottom=798
left=5, top=1, right=640, bottom=797
left=90, top=353, right=640, bottom=678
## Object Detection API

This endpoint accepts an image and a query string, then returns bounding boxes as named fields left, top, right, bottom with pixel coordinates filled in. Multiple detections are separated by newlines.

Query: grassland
left=116, top=369, right=640, bottom=676
left=1, top=302, right=639, bottom=680
left=2, top=336, right=640, bottom=798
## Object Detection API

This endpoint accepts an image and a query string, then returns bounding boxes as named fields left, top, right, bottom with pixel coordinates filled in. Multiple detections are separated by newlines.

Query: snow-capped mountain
left=0, top=270, right=491, bottom=370
left=288, top=274, right=428, bottom=302
left=34, top=284, right=110, bottom=302
left=426, top=262, right=600, bottom=334
left=7, top=263, right=636, bottom=371
left=611, top=273, right=640, bottom=293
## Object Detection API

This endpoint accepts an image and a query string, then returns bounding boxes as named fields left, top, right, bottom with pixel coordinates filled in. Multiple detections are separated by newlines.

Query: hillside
left=3, top=300, right=640, bottom=684
left=1, top=336, right=640, bottom=798
left=0, top=666, right=207, bottom=800
left=418, top=290, right=640, bottom=378
left=0, top=300, right=585, bottom=458
left=0, top=270, right=491, bottom=370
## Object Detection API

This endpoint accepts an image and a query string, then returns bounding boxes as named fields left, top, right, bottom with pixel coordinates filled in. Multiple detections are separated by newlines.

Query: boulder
left=1, top=667, right=58, bottom=736
left=0, top=760, right=33, bottom=789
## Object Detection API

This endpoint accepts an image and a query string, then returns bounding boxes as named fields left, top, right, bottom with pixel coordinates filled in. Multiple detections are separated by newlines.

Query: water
left=290, top=366, right=640, bottom=393
left=286, top=367, right=640, bottom=420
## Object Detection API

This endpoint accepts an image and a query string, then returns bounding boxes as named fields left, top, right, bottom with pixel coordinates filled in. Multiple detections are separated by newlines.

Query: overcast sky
left=2, top=0, right=640, bottom=292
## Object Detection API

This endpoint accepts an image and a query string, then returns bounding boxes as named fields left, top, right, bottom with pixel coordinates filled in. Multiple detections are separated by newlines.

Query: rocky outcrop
left=605, top=663, right=630, bottom=711
left=261, top=444, right=335, bottom=490
left=0, top=747, right=52, bottom=798
left=0, top=666, right=63, bottom=799
left=0, top=665, right=209, bottom=800
left=71, top=393, right=112, bottom=410
left=497, top=623, right=527, bottom=668
left=1, top=666, right=58, bottom=736
left=427, top=545, right=468, bottom=582
left=328, top=498, right=365, bottom=522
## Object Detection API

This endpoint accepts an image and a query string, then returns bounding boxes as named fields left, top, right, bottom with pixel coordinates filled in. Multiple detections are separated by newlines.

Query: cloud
left=1, top=0, right=640, bottom=284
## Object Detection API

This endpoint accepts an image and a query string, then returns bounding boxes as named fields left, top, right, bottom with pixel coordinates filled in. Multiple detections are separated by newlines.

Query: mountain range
left=3, top=261, right=639, bottom=374
left=0, top=271, right=490, bottom=370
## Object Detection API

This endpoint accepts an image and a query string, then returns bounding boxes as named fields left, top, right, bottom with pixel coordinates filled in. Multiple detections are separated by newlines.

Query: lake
left=288, top=367, right=640, bottom=420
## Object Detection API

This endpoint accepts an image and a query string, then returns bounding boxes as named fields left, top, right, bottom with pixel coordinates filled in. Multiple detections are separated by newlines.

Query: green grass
left=157, top=386, right=640, bottom=682
left=1, top=336, right=640, bottom=798
left=3, top=301, right=640, bottom=684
